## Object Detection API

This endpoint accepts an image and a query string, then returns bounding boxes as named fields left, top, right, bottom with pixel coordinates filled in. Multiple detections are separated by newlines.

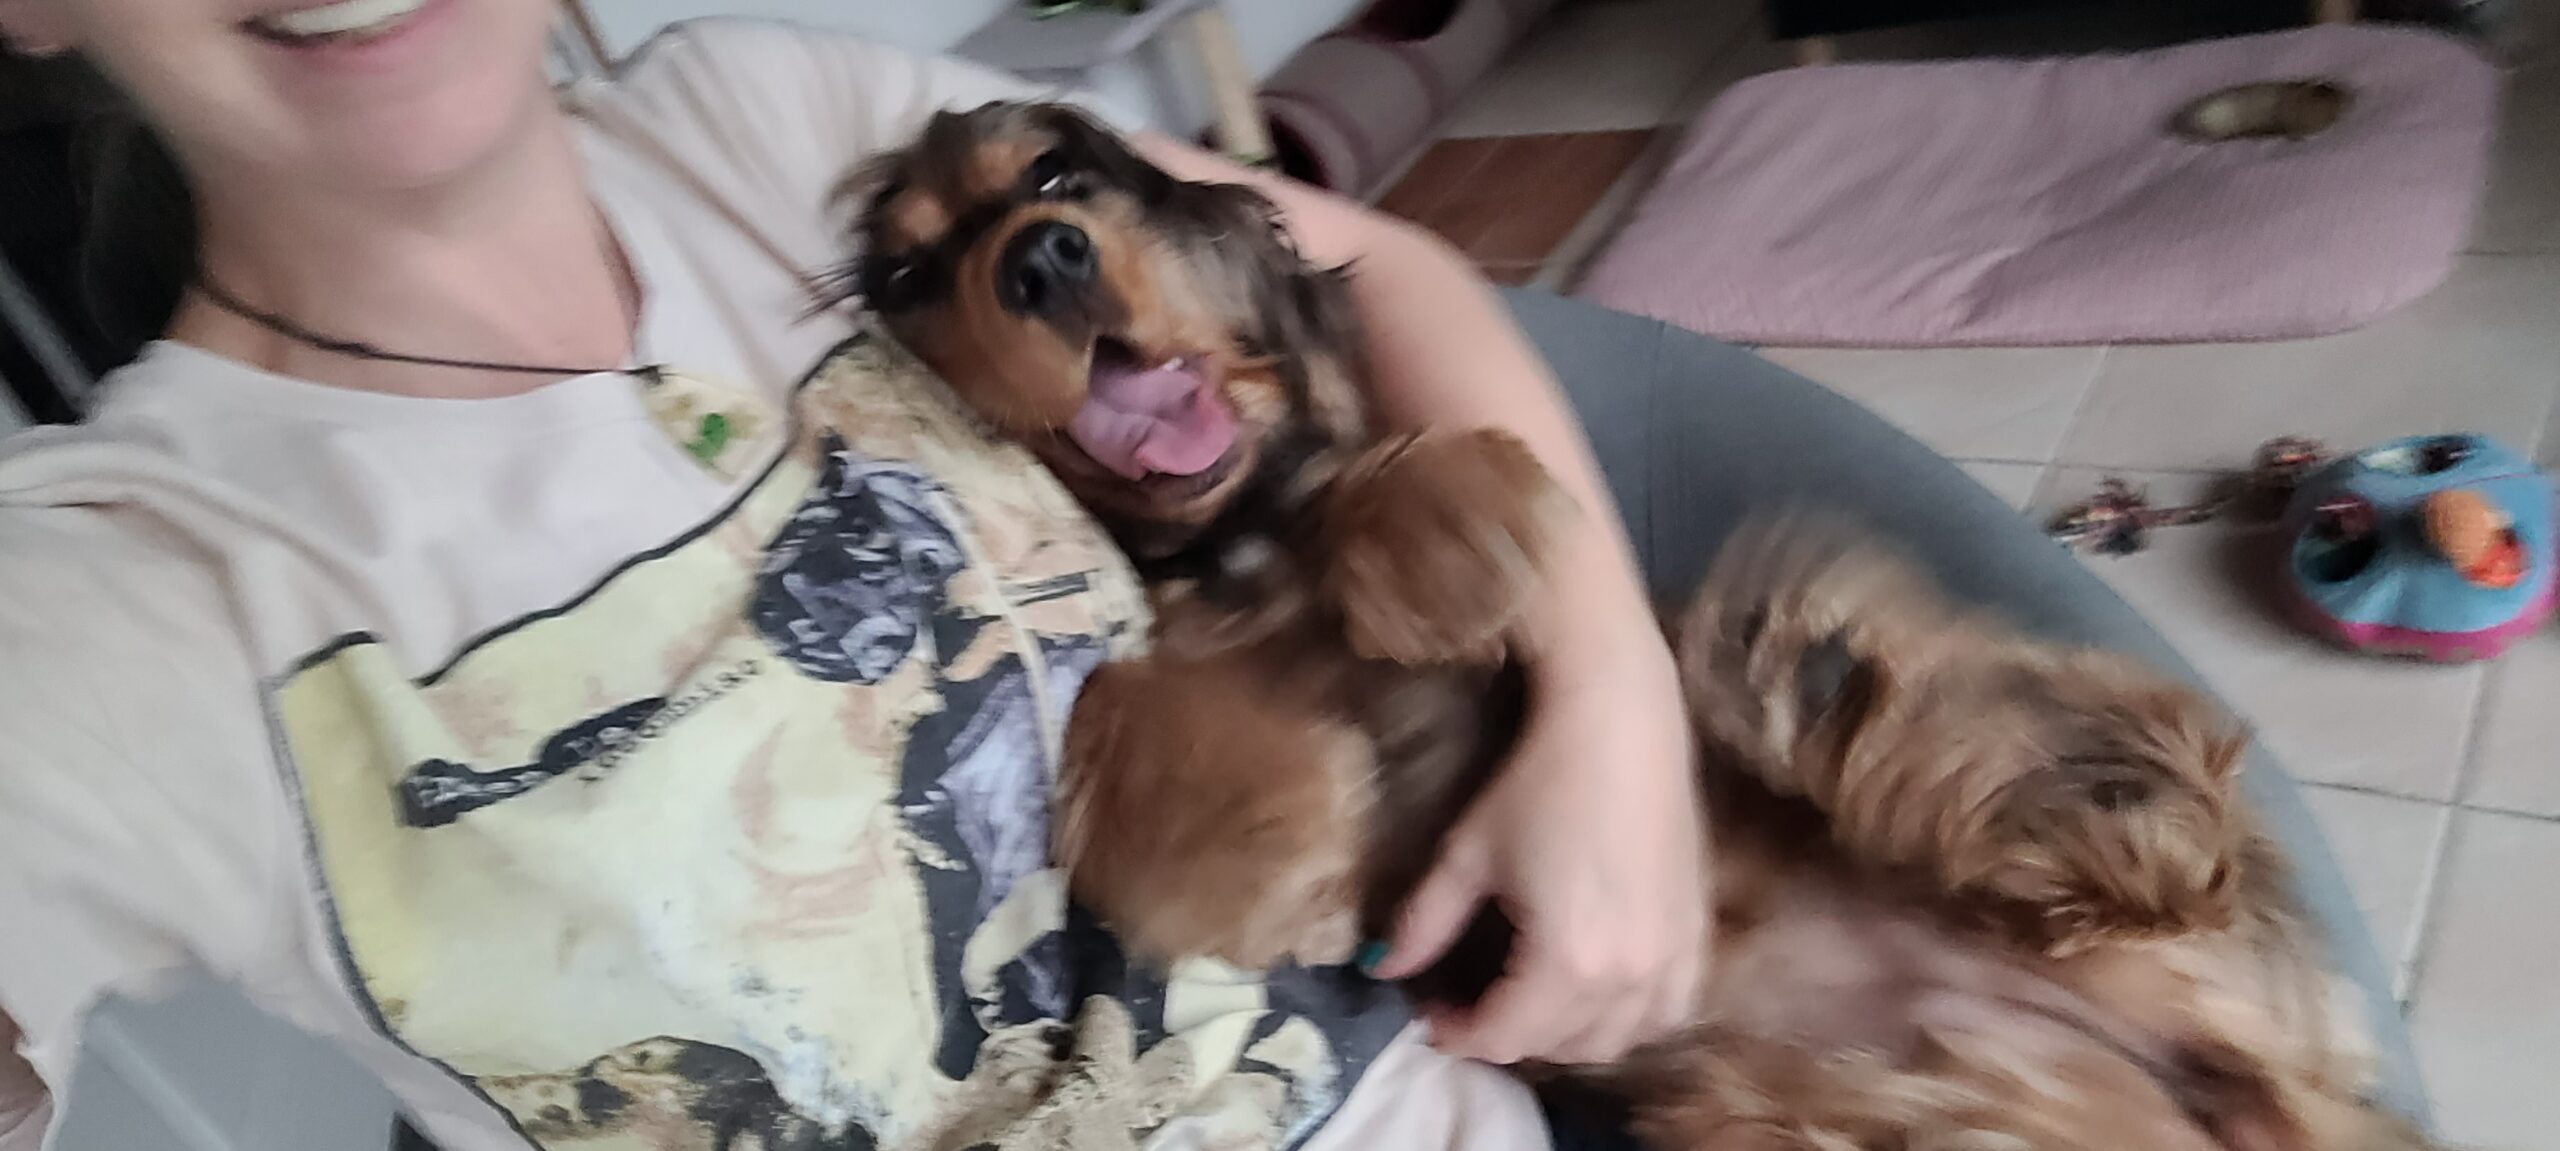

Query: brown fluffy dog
left=846, top=102, right=2437, bottom=1151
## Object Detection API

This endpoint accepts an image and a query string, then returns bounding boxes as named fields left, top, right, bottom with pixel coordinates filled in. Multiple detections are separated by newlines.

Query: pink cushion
left=1576, top=26, right=2498, bottom=347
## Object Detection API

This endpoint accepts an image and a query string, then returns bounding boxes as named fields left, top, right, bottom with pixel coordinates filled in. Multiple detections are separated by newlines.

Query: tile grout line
left=2297, top=778, right=2444, bottom=806
left=2391, top=664, right=2501, bottom=1012
left=2393, top=806, right=2465, bottom=1019
left=2036, top=345, right=2116, bottom=490
left=2042, top=461, right=2251, bottom=478
left=2446, top=652, right=2510, bottom=809
left=2445, top=795, right=2560, bottom=823
left=2294, top=776, right=2560, bottom=826
left=2393, top=803, right=2458, bottom=1008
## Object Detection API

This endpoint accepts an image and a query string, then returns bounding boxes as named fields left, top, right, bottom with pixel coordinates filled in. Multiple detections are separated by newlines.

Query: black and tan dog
left=843, top=102, right=2440, bottom=1151
left=847, top=101, right=1566, bottom=978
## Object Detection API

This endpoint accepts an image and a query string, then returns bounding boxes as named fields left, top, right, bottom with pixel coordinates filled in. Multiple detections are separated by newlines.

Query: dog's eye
left=863, top=255, right=928, bottom=311
left=2085, top=775, right=2154, bottom=811
left=1025, top=148, right=1074, bottom=199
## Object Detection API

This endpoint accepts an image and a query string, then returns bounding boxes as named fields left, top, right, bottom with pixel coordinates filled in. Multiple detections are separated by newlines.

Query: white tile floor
left=1425, top=1, right=2560, bottom=1144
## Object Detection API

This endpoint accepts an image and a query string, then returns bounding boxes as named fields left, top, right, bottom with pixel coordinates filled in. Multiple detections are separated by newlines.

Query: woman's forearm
left=1324, top=222, right=1667, bottom=681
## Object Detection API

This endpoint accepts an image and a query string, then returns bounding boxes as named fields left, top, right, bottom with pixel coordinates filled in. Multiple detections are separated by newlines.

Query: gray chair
left=1503, top=286, right=2429, bottom=1125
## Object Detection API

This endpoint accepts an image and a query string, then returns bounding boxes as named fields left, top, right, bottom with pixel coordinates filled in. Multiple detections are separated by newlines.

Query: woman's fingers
left=1371, top=631, right=1710, bottom=1067
left=1372, top=833, right=1494, bottom=982
left=1425, top=929, right=1588, bottom=1064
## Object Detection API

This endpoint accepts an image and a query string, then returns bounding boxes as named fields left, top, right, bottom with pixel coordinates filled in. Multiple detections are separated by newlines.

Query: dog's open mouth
left=1067, top=337, right=1240, bottom=485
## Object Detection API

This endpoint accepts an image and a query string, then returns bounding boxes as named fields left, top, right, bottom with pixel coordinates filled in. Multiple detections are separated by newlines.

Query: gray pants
left=1509, top=289, right=2429, bottom=1124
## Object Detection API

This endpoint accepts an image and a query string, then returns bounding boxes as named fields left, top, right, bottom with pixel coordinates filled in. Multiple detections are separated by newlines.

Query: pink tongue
left=1067, top=358, right=1238, bottom=481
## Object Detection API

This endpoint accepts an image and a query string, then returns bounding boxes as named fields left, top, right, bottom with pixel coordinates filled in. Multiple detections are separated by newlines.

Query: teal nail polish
left=1353, top=940, right=1390, bottom=975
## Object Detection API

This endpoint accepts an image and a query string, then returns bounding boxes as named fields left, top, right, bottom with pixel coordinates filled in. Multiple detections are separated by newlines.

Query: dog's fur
left=846, top=102, right=2438, bottom=1151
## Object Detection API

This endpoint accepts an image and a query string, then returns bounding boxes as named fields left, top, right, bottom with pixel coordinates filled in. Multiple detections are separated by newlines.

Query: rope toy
left=2046, top=478, right=2223, bottom=556
left=2045, top=436, right=2331, bottom=556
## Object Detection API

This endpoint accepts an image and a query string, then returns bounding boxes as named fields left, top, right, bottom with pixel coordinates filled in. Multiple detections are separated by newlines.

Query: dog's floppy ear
left=1035, top=103, right=1177, bottom=206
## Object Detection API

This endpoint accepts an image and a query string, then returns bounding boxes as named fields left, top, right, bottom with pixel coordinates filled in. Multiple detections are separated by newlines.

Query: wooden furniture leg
left=1792, top=36, right=1839, bottom=66
left=2314, top=0, right=2357, bottom=22
left=560, top=0, right=611, bottom=69
left=1183, top=5, right=1277, bottom=167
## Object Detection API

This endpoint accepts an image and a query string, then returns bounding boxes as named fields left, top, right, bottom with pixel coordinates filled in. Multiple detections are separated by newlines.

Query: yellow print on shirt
left=266, top=334, right=1402, bottom=1151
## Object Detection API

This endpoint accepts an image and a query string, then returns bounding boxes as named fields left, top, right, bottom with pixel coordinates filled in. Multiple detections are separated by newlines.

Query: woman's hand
left=1372, top=626, right=1707, bottom=1065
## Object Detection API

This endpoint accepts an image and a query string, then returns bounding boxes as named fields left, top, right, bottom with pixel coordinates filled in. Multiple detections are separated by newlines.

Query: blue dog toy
left=2282, top=433, right=2554, bottom=661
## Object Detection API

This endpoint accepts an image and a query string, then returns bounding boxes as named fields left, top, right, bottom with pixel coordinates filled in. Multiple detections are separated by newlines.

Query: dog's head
left=846, top=102, right=1370, bottom=558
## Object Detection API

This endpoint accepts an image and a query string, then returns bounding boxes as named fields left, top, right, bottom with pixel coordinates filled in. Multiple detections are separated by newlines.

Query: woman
left=0, top=1, right=1702, bottom=1148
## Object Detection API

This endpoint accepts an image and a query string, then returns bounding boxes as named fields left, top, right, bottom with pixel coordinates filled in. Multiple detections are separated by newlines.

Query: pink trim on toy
left=2291, top=579, right=2558, bottom=662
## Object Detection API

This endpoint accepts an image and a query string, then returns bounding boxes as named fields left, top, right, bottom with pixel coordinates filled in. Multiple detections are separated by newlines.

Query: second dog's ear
left=1037, top=104, right=1176, bottom=206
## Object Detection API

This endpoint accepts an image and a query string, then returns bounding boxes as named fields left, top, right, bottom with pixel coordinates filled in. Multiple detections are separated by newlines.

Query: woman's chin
left=246, top=0, right=557, bottom=186
left=299, top=89, right=550, bottom=192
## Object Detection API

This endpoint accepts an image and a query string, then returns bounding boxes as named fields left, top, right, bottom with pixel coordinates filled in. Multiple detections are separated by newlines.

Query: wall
left=588, top=0, right=1016, bottom=58
left=582, top=0, right=1372, bottom=135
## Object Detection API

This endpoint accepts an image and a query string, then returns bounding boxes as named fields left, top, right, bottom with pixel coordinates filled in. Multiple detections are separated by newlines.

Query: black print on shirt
left=752, top=435, right=966, bottom=684
left=396, top=659, right=763, bottom=828
left=480, top=1035, right=880, bottom=1151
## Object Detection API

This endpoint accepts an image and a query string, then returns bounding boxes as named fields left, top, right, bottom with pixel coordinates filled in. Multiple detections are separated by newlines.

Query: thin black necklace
left=192, top=276, right=661, bottom=384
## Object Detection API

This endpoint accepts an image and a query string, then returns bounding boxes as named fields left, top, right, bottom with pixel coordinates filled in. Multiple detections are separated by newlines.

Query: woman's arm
left=0, top=1010, right=44, bottom=1146
left=1134, top=135, right=1707, bottom=1065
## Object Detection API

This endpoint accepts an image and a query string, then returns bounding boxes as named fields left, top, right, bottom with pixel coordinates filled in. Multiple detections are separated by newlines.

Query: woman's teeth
left=250, top=0, right=426, bottom=42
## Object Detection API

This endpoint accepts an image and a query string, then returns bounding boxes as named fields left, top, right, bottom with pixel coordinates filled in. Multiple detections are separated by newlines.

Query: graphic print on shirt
left=265, top=333, right=1403, bottom=1151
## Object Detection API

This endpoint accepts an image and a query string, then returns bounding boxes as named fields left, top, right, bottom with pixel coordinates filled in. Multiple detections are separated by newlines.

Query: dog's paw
left=1322, top=429, right=1574, bottom=666
left=1672, top=512, right=1952, bottom=797
left=1056, top=655, right=1374, bottom=970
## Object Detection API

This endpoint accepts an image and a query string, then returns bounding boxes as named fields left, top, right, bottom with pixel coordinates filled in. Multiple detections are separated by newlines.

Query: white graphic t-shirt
left=0, top=19, right=1549, bottom=1151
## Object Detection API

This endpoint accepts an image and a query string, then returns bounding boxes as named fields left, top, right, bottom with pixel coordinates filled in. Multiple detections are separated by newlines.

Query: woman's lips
left=244, top=0, right=430, bottom=44
left=240, top=0, right=458, bottom=72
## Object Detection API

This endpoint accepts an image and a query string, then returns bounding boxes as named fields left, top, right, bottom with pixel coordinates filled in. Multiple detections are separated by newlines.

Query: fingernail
left=1353, top=939, right=1391, bottom=975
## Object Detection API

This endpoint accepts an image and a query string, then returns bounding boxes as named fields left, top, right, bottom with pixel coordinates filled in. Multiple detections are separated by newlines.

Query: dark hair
left=70, top=102, right=197, bottom=365
left=0, top=49, right=195, bottom=383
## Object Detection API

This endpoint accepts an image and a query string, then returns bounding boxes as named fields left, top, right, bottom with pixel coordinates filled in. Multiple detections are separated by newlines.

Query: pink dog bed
left=1576, top=26, right=2497, bottom=347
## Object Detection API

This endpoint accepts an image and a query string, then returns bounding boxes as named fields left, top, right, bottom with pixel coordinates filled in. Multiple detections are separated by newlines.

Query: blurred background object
left=1574, top=24, right=2499, bottom=347
left=1258, top=0, right=1565, bottom=193
left=953, top=0, right=1279, bottom=165
left=564, top=0, right=1372, bottom=148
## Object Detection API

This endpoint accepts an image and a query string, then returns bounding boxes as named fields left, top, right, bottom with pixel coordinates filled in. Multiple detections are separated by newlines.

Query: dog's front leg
left=1054, top=650, right=1370, bottom=971
left=1319, top=428, right=1576, bottom=666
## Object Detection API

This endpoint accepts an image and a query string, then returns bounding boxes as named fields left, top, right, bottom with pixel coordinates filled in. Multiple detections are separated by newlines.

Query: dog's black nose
left=997, top=221, right=1099, bottom=316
